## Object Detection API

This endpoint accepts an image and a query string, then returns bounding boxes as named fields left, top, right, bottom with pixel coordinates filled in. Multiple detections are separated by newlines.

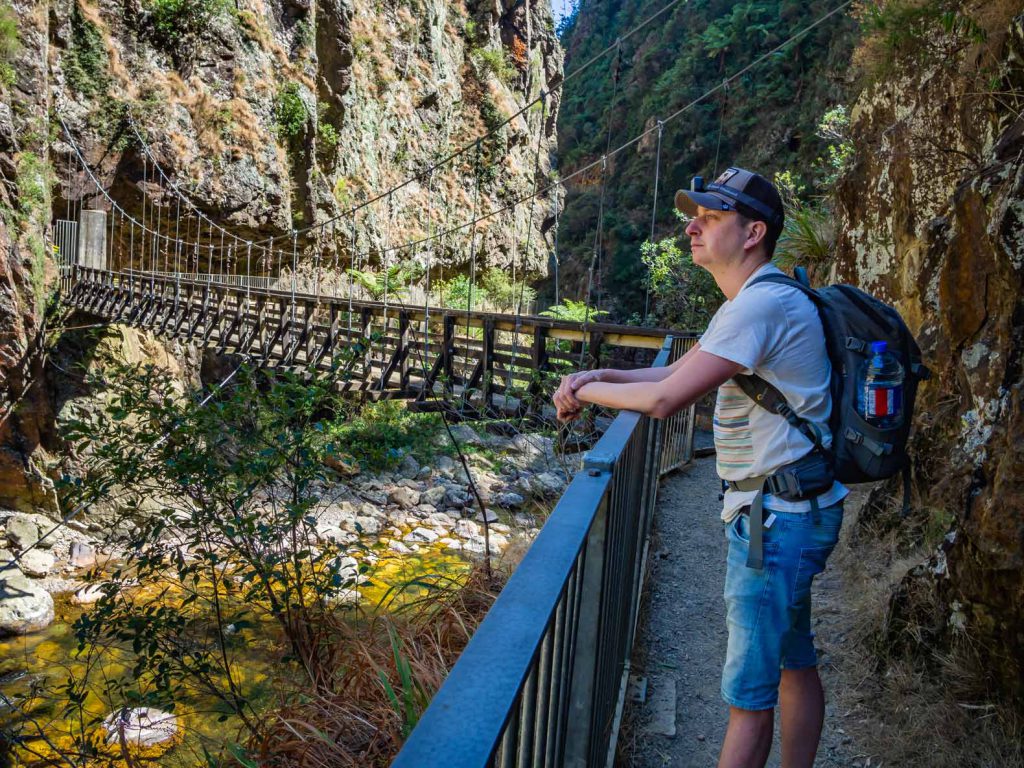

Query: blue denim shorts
left=721, top=501, right=843, bottom=710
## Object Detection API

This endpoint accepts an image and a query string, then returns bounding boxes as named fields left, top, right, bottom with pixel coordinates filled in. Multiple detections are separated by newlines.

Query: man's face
left=684, top=205, right=750, bottom=269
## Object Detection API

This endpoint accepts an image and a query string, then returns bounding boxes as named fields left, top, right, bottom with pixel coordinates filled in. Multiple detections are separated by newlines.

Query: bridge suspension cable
left=324, top=0, right=855, bottom=270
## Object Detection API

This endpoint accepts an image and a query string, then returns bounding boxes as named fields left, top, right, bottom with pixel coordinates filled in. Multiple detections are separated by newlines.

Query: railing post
left=482, top=317, right=496, bottom=416
left=399, top=310, right=411, bottom=390
left=528, top=325, right=549, bottom=419
left=442, top=314, right=455, bottom=395
left=562, top=482, right=609, bottom=768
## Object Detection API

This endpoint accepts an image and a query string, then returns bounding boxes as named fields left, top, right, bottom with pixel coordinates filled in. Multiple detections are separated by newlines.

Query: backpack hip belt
left=727, top=451, right=835, bottom=570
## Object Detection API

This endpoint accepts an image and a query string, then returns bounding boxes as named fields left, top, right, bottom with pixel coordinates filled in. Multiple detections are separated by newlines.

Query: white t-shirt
left=699, top=262, right=848, bottom=522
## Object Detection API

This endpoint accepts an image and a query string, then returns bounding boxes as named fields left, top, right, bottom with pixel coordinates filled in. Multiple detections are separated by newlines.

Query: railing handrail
left=66, top=264, right=702, bottom=341
left=392, top=338, right=680, bottom=767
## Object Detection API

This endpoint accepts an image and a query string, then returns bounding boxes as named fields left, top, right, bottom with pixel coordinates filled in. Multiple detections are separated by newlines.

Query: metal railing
left=393, top=336, right=693, bottom=767
left=660, top=336, right=698, bottom=476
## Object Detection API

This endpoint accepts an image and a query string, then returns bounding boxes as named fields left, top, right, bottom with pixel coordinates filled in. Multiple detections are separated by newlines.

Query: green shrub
left=275, top=81, right=308, bottom=140
left=65, top=4, right=109, bottom=97
left=0, top=2, right=17, bottom=88
left=472, top=46, right=516, bottom=86
left=326, top=400, right=447, bottom=472
left=854, top=0, right=986, bottom=79
left=432, top=273, right=488, bottom=310
left=539, top=299, right=609, bottom=324
left=319, top=120, right=338, bottom=148
left=480, top=267, right=535, bottom=312
left=147, top=0, right=229, bottom=52
left=639, top=232, right=721, bottom=331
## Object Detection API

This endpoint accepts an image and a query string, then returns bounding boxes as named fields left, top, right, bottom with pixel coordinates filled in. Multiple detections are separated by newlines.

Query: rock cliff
left=833, top=1, right=1024, bottom=703
left=0, top=0, right=562, bottom=513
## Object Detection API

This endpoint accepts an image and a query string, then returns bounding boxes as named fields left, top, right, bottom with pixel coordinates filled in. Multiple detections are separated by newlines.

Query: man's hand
left=553, top=369, right=604, bottom=423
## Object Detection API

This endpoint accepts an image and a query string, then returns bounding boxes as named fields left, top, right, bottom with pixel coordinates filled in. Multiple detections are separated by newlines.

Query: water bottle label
left=865, top=386, right=902, bottom=420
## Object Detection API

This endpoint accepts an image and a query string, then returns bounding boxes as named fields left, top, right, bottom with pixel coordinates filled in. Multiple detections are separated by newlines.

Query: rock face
left=833, top=5, right=1024, bottom=703
left=0, top=567, right=55, bottom=635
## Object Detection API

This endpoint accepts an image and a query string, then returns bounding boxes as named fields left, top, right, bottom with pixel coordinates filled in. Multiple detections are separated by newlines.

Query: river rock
left=444, top=487, right=471, bottom=508
left=5, top=515, right=40, bottom=551
left=455, top=519, right=480, bottom=538
left=70, top=541, right=97, bottom=568
left=404, top=527, right=439, bottom=543
left=102, top=707, right=179, bottom=748
left=449, top=424, right=485, bottom=446
left=72, top=583, right=108, bottom=604
left=18, top=549, right=54, bottom=578
left=476, top=508, right=499, bottom=523
left=440, top=538, right=462, bottom=550
left=434, top=455, right=456, bottom=477
left=389, top=486, right=421, bottom=508
left=531, top=472, right=566, bottom=497
left=494, top=492, right=526, bottom=509
left=428, top=511, right=455, bottom=527
left=0, top=570, right=54, bottom=635
left=388, top=539, right=412, bottom=555
left=415, top=466, right=433, bottom=481
left=353, top=516, right=381, bottom=535
left=420, top=485, right=447, bottom=508
left=398, top=454, right=421, bottom=479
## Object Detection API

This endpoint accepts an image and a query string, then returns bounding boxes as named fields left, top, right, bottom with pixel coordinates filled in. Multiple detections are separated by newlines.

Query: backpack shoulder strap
left=735, top=272, right=832, bottom=460
left=732, top=373, right=832, bottom=460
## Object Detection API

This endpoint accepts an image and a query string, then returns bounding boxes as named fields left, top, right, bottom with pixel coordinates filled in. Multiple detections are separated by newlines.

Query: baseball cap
left=674, top=167, right=785, bottom=241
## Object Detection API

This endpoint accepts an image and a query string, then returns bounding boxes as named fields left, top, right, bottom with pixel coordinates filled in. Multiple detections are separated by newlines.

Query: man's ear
left=743, top=220, right=768, bottom=252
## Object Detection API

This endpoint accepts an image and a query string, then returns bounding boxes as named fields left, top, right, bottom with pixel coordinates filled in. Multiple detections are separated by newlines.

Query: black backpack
left=734, top=267, right=930, bottom=509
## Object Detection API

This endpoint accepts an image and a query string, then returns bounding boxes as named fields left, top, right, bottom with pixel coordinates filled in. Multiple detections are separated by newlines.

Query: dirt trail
left=618, top=453, right=859, bottom=767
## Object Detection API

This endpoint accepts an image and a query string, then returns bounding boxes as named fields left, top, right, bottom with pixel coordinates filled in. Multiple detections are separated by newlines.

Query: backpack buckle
left=845, top=337, right=868, bottom=353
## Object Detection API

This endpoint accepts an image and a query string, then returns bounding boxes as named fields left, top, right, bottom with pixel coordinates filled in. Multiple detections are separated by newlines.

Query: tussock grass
left=828, top=489, right=1024, bottom=768
left=251, top=565, right=504, bottom=767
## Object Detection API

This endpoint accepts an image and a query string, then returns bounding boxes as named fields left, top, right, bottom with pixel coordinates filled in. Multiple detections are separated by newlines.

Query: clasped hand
left=553, top=369, right=602, bottom=423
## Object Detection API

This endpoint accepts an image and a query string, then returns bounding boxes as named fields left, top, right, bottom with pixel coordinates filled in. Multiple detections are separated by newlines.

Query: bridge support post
left=77, top=209, right=107, bottom=271
left=562, top=491, right=608, bottom=768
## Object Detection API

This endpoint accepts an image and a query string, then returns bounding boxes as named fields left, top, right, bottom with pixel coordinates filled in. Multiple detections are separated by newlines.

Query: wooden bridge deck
left=63, top=267, right=686, bottom=418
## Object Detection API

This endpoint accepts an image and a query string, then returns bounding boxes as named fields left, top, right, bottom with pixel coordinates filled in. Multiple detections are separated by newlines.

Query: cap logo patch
left=715, top=168, right=738, bottom=185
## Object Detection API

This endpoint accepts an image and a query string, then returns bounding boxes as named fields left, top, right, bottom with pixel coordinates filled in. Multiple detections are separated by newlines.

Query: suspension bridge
left=32, top=1, right=856, bottom=764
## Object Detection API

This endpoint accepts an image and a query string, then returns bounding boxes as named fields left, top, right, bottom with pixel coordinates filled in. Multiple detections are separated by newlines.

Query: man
left=553, top=167, right=846, bottom=768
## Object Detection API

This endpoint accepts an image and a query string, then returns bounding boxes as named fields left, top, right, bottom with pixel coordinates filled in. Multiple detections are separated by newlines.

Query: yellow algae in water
left=360, top=543, right=470, bottom=610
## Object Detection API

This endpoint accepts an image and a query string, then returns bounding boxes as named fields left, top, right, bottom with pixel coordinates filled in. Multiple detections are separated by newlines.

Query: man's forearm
left=593, top=367, right=672, bottom=385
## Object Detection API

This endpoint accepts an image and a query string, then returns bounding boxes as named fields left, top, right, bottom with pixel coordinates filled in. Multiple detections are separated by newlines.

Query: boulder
left=420, top=485, right=447, bottom=508
left=5, top=515, right=40, bottom=552
left=404, top=527, right=439, bottom=543
left=531, top=472, right=566, bottom=497
left=389, top=486, right=421, bottom=508
left=18, top=549, right=54, bottom=578
left=102, top=707, right=179, bottom=748
left=455, top=519, right=481, bottom=539
left=0, top=570, right=54, bottom=635
left=444, top=487, right=471, bottom=508
left=434, top=455, right=456, bottom=476
left=494, top=492, right=526, bottom=509
left=388, top=539, right=412, bottom=555
left=398, top=454, right=421, bottom=479
left=449, top=424, right=485, bottom=446
left=476, top=508, right=499, bottom=523
left=70, top=541, right=97, bottom=568
left=353, top=516, right=381, bottom=535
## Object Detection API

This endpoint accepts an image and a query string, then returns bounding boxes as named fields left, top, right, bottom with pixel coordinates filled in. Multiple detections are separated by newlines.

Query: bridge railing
left=392, top=336, right=692, bottom=768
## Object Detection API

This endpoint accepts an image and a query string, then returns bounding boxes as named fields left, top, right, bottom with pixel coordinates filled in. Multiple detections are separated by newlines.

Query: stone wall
left=833, top=2, right=1024, bottom=702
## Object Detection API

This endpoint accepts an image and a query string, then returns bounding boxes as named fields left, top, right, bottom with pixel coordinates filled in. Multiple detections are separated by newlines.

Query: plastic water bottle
left=857, top=341, right=904, bottom=428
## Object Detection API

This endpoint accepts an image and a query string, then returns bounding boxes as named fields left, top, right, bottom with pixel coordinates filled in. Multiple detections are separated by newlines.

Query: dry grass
left=250, top=564, right=505, bottom=767
left=826, top=489, right=1024, bottom=768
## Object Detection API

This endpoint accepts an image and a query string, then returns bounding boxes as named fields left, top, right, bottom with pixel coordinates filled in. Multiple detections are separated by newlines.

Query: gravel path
left=617, top=452, right=858, bottom=767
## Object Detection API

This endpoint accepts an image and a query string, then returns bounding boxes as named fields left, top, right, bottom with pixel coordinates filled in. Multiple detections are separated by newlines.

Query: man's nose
left=685, top=218, right=700, bottom=237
